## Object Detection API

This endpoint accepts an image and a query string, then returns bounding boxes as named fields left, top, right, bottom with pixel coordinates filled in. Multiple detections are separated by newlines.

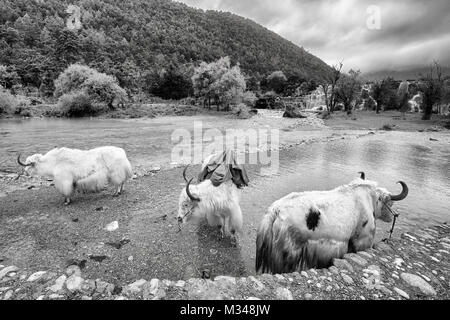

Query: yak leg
left=54, top=173, right=74, bottom=205
left=350, top=226, right=376, bottom=252
left=229, top=203, right=243, bottom=235
left=206, top=212, right=225, bottom=238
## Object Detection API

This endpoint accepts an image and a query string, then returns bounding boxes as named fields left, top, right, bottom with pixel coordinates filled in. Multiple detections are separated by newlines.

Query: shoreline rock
left=0, top=223, right=448, bottom=300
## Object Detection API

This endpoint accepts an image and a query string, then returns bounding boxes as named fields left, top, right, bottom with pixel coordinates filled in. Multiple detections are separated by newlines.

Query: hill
left=363, top=66, right=450, bottom=82
left=0, top=0, right=332, bottom=95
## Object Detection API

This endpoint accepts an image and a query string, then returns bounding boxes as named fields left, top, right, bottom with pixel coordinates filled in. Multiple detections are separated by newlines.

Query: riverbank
left=1, top=223, right=448, bottom=300
left=1, top=110, right=449, bottom=300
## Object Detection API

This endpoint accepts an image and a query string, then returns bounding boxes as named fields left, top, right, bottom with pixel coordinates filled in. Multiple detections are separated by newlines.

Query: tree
left=54, top=64, right=126, bottom=110
left=372, top=77, right=398, bottom=113
left=151, top=65, right=193, bottom=100
left=266, top=71, right=287, bottom=94
left=335, top=69, right=362, bottom=113
left=192, top=57, right=246, bottom=110
left=419, top=62, right=444, bottom=120
left=320, top=62, right=343, bottom=112
left=0, top=64, right=20, bottom=90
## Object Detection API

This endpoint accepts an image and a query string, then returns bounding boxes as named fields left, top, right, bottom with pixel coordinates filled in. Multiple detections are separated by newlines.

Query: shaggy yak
left=17, top=146, right=132, bottom=205
left=177, top=164, right=244, bottom=240
left=255, top=174, right=408, bottom=274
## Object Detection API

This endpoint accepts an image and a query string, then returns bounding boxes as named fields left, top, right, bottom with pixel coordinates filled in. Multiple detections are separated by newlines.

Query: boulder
left=283, top=104, right=307, bottom=118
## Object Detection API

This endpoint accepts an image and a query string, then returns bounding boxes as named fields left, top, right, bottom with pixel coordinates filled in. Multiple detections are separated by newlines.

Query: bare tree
left=420, top=61, right=443, bottom=120
left=320, top=61, right=343, bottom=112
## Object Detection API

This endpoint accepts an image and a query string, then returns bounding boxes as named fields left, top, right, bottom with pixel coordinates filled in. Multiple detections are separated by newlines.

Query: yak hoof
left=64, top=199, right=71, bottom=206
left=218, top=226, right=225, bottom=238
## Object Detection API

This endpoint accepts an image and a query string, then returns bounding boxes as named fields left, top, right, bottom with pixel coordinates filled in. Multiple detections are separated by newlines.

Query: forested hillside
left=0, top=0, right=332, bottom=96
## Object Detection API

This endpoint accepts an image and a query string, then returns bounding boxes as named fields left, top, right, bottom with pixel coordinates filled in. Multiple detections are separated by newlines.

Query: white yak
left=177, top=163, right=243, bottom=240
left=18, top=146, right=132, bottom=205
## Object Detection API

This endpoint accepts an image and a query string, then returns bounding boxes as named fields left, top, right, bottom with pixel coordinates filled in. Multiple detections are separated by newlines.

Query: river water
left=0, top=116, right=449, bottom=281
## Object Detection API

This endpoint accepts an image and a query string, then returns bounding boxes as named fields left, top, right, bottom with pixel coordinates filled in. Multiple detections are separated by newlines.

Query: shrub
left=232, top=103, right=255, bottom=119
left=12, top=95, right=32, bottom=116
left=0, top=89, right=18, bottom=114
left=381, top=123, right=394, bottom=131
left=57, top=91, right=101, bottom=117
left=82, top=73, right=127, bottom=110
left=242, top=91, right=257, bottom=107
left=54, top=64, right=128, bottom=115
left=54, top=64, right=97, bottom=98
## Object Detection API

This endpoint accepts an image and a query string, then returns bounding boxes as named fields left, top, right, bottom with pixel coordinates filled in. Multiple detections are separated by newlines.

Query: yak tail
left=76, top=170, right=109, bottom=193
left=256, top=208, right=347, bottom=274
left=256, top=209, right=280, bottom=274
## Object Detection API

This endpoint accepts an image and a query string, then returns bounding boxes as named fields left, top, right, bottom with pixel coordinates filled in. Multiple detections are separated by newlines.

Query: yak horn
left=391, top=181, right=409, bottom=201
left=17, top=154, right=31, bottom=167
left=186, top=178, right=200, bottom=202
left=182, top=165, right=189, bottom=183
left=359, top=172, right=366, bottom=180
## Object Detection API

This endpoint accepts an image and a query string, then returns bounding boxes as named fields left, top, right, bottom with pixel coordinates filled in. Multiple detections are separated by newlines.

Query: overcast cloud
left=178, top=0, right=450, bottom=72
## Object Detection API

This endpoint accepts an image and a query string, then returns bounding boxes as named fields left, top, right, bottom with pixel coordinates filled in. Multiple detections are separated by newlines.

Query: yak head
left=359, top=172, right=409, bottom=223
left=177, top=166, right=202, bottom=226
left=17, top=153, right=44, bottom=177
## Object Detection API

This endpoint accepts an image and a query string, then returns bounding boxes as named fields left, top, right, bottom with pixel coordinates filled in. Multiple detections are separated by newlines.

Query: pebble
left=326, top=286, right=332, bottom=292
left=301, top=271, right=308, bottom=278
left=341, top=273, right=354, bottom=284
left=105, top=221, right=119, bottom=232
left=329, top=266, right=339, bottom=275
left=0, top=266, right=19, bottom=280
left=344, top=253, right=368, bottom=266
left=275, top=287, right=293, bottom=300
left=3, top=290, right=13, bottom=300
left=401, top=273, right=437, bottom=296
left=66, top=275, right=84, bottom=292
left=394, top=287, right=410, bottom=299
left=27, top=271, right=47, bottom=282
left=48, top=275, right=67, bottom=293
left=333, top=259, right=354, bottom=272
left=66, top=265, right=81, bottom=277
left=125, top=279, right=147, bottom=294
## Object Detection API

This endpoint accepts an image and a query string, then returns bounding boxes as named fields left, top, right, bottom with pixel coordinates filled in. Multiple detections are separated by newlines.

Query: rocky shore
left=1, top=223, right=448, bottom=300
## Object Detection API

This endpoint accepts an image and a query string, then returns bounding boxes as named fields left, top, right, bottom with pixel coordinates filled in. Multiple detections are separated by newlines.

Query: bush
left=0, top=89, right=17, bottom=114
left=232, top=103, right=255, bottom=119
left=82, top=73, right=127, bottom=110
left=381, top=123, right=395, bottom=131
left=54, top=64, right=128, bottom=115
left=54, top=64, right=97, bottom=98
left=57, top=91, right=101, bottom=117
left=242, top=91, right=257, bottom=107
left=12, top=95, right=32, bottom=116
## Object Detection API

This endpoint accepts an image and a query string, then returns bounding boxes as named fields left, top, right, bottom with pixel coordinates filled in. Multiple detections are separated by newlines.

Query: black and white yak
left=255, top=174, right=408, bottom=273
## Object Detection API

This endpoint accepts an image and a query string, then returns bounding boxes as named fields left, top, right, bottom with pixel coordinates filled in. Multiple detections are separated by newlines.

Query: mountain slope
left=0, top=0, right=332, bottom=92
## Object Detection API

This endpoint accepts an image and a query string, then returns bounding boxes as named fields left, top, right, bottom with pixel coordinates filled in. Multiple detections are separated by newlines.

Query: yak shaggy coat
left=21, top=146, right=132, bottom=204
left=256, top=178, right=408, bottom=274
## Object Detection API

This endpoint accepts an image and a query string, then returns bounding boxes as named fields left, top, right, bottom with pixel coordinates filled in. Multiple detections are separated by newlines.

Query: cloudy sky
left=179, top=0, right=450, bottom=72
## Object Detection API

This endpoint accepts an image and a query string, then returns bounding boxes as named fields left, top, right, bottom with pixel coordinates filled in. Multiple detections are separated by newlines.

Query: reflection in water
left=361, top=140, right=388, bottom=169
